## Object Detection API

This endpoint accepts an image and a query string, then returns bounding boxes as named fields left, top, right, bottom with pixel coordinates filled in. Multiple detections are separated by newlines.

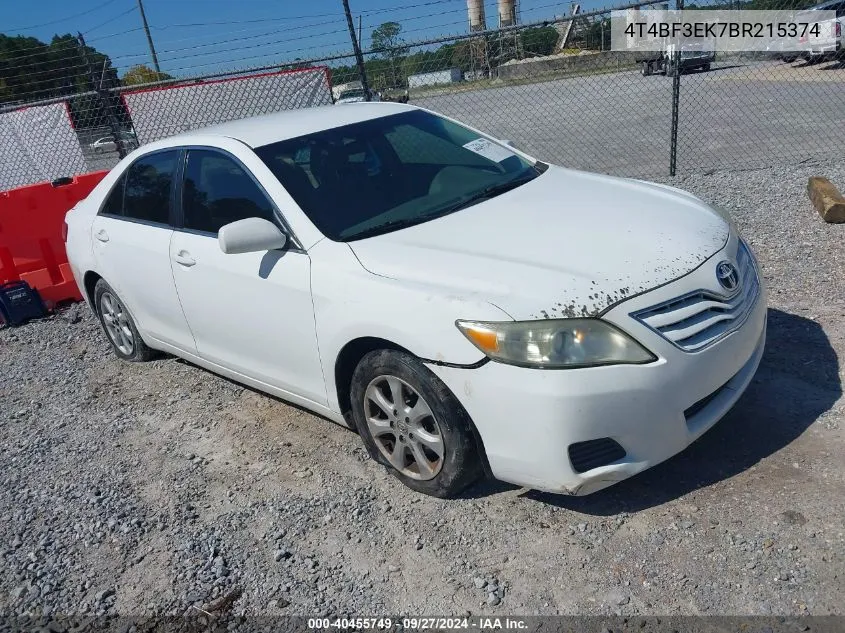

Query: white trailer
left=407, top=68, right=463, bottom=88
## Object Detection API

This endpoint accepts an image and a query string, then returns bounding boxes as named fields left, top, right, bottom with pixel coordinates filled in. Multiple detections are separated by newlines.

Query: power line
left=4, top=0, right=122, bottom=34
left=3, top=0, right=612, bottom=86
left=105, top=3, right=462, bottom=63
left=86, top=27, right=146, bottom=43
left=84, top=5, right=140, bottom=34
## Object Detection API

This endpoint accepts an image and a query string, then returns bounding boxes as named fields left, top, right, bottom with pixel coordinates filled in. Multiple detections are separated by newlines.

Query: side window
left=100, top=174, right=126, bottom=216
left=123, top=151, right=178, bottom=224
left=182, top=150, right=276, bottom=234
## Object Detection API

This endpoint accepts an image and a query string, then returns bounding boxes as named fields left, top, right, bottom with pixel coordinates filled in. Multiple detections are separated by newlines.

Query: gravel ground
left=1, top=161, right=843, bottom=622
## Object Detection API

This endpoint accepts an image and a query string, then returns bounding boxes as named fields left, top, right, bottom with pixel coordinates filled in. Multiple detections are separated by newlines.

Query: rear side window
left=100, top=174, right=125, bottom=216
left=182, top=150, right=276, bottom=234
left=122, top=151, right=178, bottom=224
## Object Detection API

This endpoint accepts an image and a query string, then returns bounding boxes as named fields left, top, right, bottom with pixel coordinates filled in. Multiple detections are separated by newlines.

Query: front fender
left=310, top=240, right=509, bottom=412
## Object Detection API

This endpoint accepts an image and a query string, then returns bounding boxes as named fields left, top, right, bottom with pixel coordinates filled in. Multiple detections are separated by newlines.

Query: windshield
left=338, top=89, right=365, bottom=99
left=255, top=110, right=540, bottom=241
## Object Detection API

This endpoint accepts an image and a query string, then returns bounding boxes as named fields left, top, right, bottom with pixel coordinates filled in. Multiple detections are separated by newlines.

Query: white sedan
left=89, top=132, right=138, bottom=154
left=65, top=103, right=766, bottom=498
left=335, top=88, right=381, bottom=104
left=89, top=136, right=118, bottom=153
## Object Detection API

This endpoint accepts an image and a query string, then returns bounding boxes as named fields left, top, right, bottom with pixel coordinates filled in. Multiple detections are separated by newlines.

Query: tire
left=350, top=349, right=483, bottom=498
left=94, top=279, right=156, bottom=362
left=702, top=63, right=711, bottom=72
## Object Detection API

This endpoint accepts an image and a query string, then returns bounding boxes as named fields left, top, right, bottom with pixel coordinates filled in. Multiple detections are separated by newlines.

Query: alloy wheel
left=99, top=291, right=135, bottom=356
left=363, top=375, right=445, bottom=480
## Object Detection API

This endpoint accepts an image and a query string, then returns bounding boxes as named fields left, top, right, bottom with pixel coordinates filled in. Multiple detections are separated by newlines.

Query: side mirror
left=500, top=139, right=516, bottom=148
left=218, top=218, right=287, bottom=255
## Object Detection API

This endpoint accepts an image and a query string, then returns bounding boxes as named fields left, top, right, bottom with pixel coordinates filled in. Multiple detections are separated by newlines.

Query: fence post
left=77, top=32, right=127, bottom=159
left=341, top=0, right=371, bottom=101
left=668, top=0, right=683, bottom=176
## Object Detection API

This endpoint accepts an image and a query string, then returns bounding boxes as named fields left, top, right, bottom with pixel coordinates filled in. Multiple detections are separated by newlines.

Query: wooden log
left=807, top=176, right=845, bottom=223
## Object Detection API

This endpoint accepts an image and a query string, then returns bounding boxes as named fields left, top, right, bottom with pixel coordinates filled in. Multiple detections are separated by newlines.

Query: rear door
left=169, top=147, right=326, bottom=406
left=91, top=149, right=197, bottom=352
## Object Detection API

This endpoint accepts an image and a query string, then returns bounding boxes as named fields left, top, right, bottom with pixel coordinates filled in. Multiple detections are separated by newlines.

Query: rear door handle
left=95, top=229, right=109, bottom=243
left=173, top=251, right=196, bottom=267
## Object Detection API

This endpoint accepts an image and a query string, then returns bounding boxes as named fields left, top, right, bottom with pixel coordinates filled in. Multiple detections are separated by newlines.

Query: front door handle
left=95, top=229, right=109, bottom=243
left=173, top=251, right=196, bottom=267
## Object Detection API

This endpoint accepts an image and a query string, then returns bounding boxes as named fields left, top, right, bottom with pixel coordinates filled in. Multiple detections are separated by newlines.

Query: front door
left=169, top=148, right=327, bottom=406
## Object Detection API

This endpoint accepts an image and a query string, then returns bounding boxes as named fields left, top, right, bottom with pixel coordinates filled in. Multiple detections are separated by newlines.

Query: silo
left=498, top=0, right=517, bottom=27
left=467, top=0, right=487, bottom=32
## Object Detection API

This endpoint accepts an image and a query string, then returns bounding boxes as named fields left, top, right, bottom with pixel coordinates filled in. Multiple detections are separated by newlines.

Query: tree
left=371, top=22, right=407, bottom=56
left=371, top=21, right=408, bottom=88
left=0, top=33, right=117, bottom=104
left=122, top=64, right=173, bottom=86
left=522, top=26, right=560, bottom=57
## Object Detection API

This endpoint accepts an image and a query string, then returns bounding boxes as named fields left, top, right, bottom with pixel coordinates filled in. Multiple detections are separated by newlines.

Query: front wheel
left=350, top=350, right=483, bottom=497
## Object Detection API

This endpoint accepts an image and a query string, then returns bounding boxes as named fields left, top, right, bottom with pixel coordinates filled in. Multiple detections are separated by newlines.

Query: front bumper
left=427, top=240, right=767, bottom=495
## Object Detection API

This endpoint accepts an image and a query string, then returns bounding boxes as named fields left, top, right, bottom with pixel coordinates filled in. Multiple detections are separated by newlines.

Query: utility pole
left=358, top=15, right=363, bottom=51
left=78, top=33, right=127, bottom=159
left=342, top=0, right=371, bottom=100
left=137, top=0, right=161, bottom=74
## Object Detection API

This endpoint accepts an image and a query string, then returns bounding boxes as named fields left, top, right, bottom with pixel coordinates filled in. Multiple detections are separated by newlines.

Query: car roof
left=165, top=102, right=417, bottom=149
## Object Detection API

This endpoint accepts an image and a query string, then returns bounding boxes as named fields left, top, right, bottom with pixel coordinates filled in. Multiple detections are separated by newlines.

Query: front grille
left=568, top=438, right=626, bottom=474
left=631, top=240, right=759, bottom=352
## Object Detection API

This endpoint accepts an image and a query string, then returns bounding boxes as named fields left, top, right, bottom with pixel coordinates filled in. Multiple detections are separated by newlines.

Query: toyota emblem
left=716, top=261, right=740, bottom=292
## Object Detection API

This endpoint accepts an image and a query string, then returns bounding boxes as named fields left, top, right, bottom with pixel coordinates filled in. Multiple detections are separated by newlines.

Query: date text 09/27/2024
left=306, top=617, right=530, bottom=630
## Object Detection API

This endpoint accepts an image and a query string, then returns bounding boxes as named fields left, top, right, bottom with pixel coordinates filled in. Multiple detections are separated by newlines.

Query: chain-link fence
left=1, top=0, right=843, bottom=191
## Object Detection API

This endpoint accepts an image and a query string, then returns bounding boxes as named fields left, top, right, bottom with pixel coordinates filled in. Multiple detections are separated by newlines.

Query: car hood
left=347, top=166, right=729, bottom=320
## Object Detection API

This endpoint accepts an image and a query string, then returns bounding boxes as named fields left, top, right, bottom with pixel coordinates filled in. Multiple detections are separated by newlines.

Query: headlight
left=456, top=319, right=656, bottom=369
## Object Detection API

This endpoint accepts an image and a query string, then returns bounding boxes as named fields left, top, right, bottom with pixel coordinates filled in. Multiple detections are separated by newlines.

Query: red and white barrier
left=0, top=171, right=107, bottom=308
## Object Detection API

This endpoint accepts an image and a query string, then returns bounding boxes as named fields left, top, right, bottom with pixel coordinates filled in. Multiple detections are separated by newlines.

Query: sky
left=3, top=0, right=610, bottom=78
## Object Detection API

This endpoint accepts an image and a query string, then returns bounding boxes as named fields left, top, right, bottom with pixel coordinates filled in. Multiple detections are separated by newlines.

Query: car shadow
left=484, top=308, right=840, bottom=511
left=820, top=59, right=845, bottom=70
left=702, top=64, right=745, bottom=73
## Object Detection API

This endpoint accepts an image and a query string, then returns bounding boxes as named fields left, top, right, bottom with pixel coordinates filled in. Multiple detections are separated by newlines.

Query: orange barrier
left=0, top=171, right=108, bottom=308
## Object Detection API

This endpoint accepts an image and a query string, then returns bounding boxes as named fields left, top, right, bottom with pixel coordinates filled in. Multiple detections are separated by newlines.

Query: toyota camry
left=65, top=103, right=766, bottom=498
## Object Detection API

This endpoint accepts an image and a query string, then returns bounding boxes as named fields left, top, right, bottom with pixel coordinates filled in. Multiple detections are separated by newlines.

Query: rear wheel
left=350, top=349, right=483, bottom=497
left=94, top=279, right=155, bottom=362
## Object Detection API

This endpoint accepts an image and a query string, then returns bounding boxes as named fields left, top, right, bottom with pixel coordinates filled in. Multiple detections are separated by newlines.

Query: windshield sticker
left=462, top=138, right=515, bottom=163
